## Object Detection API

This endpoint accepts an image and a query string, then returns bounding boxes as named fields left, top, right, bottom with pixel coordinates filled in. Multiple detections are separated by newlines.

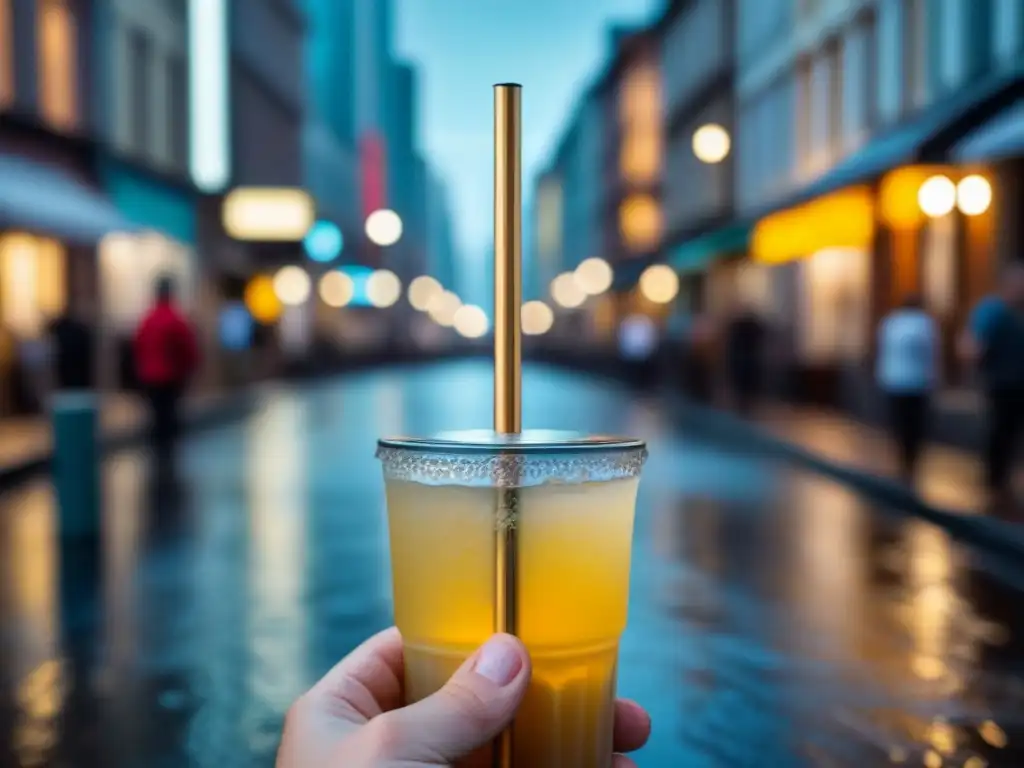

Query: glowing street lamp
left=273, top=265, right=311, bottom=306
left=918, top=175, right=956, bottom=218
left=408, top=275, right=442, bottom=311
left=366, top=268, right=402, bottom=307
left=638, top=264, right=679, bottom=304
left=551, top=272, right=586, bottom=308
left=521, top=300, right=554, bottom=335
left=692, top=124, right=731, bottom=164
left=318, top=270, right=355, bottom=307
left=365, top=209, right=403, bottom=246
left=244, top=274, right=282, bottom=324
left=453, top=304, right=488, bottom=338
left=428, top=290, right=461, bottom=327
left=956, top=174, right=992, bottom=216
left=574, top=257, right=613, bottom=295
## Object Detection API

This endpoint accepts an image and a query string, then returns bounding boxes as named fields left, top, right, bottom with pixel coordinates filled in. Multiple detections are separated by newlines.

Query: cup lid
left=377, top=429, right=645, bottom=455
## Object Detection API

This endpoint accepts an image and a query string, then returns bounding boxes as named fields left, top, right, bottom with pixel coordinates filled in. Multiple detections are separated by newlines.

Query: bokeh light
left=318, top=271, right=355, bottom=307
left=574, top=257, right=613, bottom=295
left=428, top=290, right=462, bottom=327
left=303, top=220, right=344, bottom=262
left=638, top=264, right=679, bottom=304
left=408, top=275, right=442, bottom=311
left=521, top=300, right=554, bottom=335
left=273, top=265, right=311, bottom=306
left=692, top=123, right=731, bottom=163
left=365, top=209, right=403, bottom=246
left=244, top=274, right=283, bottom=324
left=918, top=175, right=956, bottom=218
left=551, top=272, right=586, bottom=308
left=453, top=304, right=489, bottom=338
left=956, top=174, right=992, bottom=216
left=366, top=269, right=401, bottom=307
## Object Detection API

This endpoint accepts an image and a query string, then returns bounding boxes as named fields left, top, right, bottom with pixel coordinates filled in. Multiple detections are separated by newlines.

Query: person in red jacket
left=134, top=275, right=200, bottom=475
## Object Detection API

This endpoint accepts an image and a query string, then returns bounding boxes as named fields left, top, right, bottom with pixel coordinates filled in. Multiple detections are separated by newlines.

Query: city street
left=1, top=361, right=1024, bottom=767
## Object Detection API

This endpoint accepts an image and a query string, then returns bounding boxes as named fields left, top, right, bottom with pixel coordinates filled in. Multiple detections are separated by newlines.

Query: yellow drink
left=385, top=475, right=640, bottom=768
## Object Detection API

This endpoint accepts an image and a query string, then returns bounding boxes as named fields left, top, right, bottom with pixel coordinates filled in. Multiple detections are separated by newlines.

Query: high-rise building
left=425, top=165, right=458, bottom=292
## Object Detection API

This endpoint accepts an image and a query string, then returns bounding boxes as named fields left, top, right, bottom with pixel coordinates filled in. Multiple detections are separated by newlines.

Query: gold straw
left=492, top=82, right=522, bottom=768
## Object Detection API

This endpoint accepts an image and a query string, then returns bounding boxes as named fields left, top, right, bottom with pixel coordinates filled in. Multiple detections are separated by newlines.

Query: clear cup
left=376, top=429, right=647, bottom=768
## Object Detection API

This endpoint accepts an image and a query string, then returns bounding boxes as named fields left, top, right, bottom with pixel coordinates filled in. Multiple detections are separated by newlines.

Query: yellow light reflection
left=428, top=290, right=461, bottom=327
left=453, top=304, right=488, bottom=338
left=246, top=391, right=307, bottom=710
left=521, top=300, right=554, bottom=335
left=574, top=257, right=613, bottom=295
left=318, top=271, right=354, bottom=308
left=366, top=269, right=401, bottom=308
left=550, top=272, right=586, bottom=308
left=956, top=174, right=992, bottom=216
left=408, top=275, right=442, bottom=311
left=918, top=175, right=956, bottom=218
left=638, top=264, right=679, bottom=304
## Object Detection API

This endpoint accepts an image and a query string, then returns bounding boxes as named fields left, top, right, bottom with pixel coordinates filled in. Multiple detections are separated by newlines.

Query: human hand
left=277, top=627, right=651, bottom=767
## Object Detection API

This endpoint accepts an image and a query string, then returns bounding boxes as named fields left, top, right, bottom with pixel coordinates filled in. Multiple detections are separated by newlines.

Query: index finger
left=308, top=626, right=406, bottom=722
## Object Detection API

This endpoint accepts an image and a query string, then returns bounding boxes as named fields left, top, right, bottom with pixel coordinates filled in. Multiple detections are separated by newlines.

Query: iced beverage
left=377, top=431, right=646, bottom=768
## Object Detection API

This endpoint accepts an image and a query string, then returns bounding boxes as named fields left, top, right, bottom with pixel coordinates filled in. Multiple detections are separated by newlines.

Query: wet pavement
left=1, top=361, right=1024, bottom=767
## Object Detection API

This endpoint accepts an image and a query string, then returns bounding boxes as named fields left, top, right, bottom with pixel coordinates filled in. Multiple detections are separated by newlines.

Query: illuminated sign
left=189, top=0, right=230, bottom=191
left=222, top=188, right=315, bottom=241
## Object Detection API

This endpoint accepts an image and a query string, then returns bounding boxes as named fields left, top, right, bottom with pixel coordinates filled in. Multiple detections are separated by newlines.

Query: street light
left=244, top=274, right=282, bottom=324
left=956, top=174, right=992, bottom=216
left=408, top=275, right=442, bottom=311
left=273, top=265, right=311, bottom=306
left=453, top=304, right=488, bottom=338
left=638, top=264, right=679, bottom=304
left=692, top=124, right=731, bottom=164
left=365, top=209, right=403, bottom=246
left=366, top=269, right=402, bottom=307
left=551, top=272, right=586, bottom=308
left=521, top=300, right=554, bottom=335
left=574, top=257, right=613, bottom=295
left=318, top=271, right=355, bottom=307
left=918, top=174, right=956, bottom=218
left=428, top=290, right=461, bottom=327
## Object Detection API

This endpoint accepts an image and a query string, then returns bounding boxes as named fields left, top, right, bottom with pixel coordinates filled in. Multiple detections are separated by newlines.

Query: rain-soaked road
left=1, top=361, right=1024, bottom=767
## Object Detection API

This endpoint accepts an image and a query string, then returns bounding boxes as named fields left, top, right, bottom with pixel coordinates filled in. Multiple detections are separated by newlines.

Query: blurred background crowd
left=0, top=0, right=1022, bottom=451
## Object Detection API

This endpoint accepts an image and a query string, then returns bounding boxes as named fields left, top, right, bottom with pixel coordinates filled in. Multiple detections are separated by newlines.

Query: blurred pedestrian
left=724, top=304, right=767, bottom=416
left=277, top=628, right=651, bottom=767
left=962, top=262, right=1024, bottom=501
left=47, top=306, right=95, bottom=392
left=133, top=275, right=200, bottom=482
left=876, top=294, right=939, bottom=483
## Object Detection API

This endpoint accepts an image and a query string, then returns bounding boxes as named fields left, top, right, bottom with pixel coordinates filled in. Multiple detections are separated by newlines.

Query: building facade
left=733, top=0, right=1024, bottom=409
left=0, top=0, right=138, bottom=413
left=659, top=0, right=740, bottom=316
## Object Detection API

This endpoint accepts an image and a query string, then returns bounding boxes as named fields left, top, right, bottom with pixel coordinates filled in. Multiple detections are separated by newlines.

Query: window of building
left=619, top=193, right=661, bottom=254
left=0, top=0, right=12, bottom=107
left=37, top=0, right=77, bottom=131
left=795, top=56, right=813, bottom=175
left=168, top=55, right=189, bottom=171
left=825, top=39, right=842, bottom=162
left=903, top=0, right=929, bottom=111
left=994, top=0, right=1024, bottom=66
left=127, top=28, right=151, bottom=156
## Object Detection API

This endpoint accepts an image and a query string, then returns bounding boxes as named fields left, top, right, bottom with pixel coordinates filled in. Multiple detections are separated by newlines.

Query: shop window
left=0, top=0, right=12, bottom=108
left=0, top=234, right=66, bottom=339
left=37, top=0, right=77, bottom=131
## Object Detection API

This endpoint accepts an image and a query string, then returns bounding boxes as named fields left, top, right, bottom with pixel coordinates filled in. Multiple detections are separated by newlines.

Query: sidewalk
left=675, top=398, right=1024, bottom=559
left=0, top=389, right=248, bottom=488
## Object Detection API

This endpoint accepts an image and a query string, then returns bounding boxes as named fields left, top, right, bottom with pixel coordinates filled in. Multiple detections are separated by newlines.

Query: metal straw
left=492, top=82, right=522, bottom=768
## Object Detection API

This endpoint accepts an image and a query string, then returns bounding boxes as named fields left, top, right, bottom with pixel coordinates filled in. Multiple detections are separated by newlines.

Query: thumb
left=367, top=634, right=530, bottom=763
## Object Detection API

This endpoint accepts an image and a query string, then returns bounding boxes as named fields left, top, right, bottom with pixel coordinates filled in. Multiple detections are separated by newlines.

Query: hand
left=277, top=627, right=651, bottom=767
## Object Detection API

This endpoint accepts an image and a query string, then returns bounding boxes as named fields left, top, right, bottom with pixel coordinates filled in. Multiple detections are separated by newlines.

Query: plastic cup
left=376, top=429, right=647, bottom=767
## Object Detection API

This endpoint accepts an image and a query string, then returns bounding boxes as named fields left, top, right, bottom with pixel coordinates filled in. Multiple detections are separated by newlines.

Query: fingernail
left=474, top=635, right=522, bottom=686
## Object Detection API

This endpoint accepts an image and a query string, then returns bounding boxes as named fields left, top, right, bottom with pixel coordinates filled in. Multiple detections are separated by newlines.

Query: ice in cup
left=376, top=429, right=647, bottom=768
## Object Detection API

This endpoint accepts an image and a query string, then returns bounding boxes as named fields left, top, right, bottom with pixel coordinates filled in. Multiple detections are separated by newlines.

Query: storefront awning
left=760, top=72, right=1024, bottom=217
left=751, top=186, right=874, bottom=264
left=0, top=154, right=138, bottom=243
left=951, top=98, right=1024, bottom=163
left=668, top=224, right=749, bottom=274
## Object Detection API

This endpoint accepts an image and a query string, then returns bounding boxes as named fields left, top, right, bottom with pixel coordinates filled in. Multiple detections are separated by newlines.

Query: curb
left=674, top=400, right=1024, bottom=561
left=0, top=392, right=255, bottom=493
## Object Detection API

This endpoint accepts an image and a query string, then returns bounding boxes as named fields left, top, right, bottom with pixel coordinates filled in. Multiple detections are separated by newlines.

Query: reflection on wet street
left=1, top=361, right=1023, bottom=766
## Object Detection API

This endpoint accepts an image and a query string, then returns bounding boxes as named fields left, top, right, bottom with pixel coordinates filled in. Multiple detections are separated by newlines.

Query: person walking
left=876, top=295, right=939, bottom=483
left=962, top=262, right=1024, bottom=502
left=133, top=275, right=200, bottom=480
left=724, top=304, right=767, bottom=416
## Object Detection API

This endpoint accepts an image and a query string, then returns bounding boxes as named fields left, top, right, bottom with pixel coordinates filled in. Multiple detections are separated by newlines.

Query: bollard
left=51, top=391, right=101, bottom=540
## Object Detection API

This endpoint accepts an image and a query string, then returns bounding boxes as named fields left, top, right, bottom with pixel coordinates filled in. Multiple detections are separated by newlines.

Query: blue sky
left=394, top=0, right=661, bottom=263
